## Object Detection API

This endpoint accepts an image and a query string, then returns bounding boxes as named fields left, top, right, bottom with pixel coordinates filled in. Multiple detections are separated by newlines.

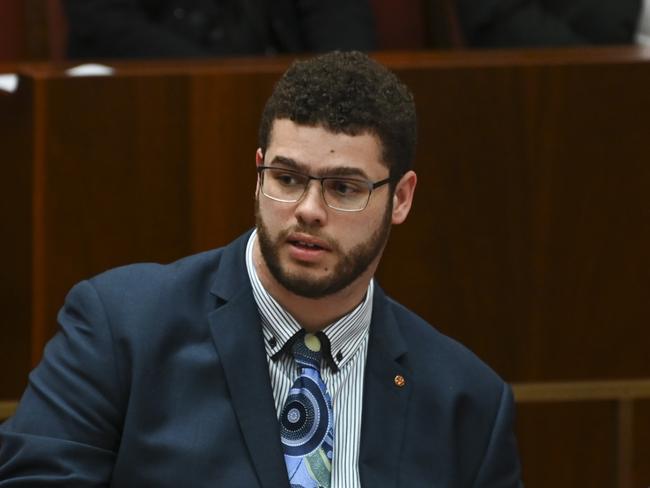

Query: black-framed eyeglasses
left=257, top=166, right=391, bottom=212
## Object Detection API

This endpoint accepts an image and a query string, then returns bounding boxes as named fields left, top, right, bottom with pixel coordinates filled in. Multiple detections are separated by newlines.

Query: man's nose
left=294, top=180, right=328, bottom=226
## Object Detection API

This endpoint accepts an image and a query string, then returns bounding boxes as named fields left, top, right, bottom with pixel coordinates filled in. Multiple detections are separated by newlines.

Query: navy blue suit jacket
left=0, top=231, right=522, bottom=486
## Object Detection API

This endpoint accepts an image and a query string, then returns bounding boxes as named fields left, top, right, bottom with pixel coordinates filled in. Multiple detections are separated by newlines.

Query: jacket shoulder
left=385, top=296, right=506, bottom=392
left=89, top=247, right=225, bottom=292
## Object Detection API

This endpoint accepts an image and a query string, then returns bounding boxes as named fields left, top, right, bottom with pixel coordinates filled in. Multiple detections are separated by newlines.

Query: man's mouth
left=291, top=240, right=323, bottom=250
left=287, top=234, right=331, bottom=252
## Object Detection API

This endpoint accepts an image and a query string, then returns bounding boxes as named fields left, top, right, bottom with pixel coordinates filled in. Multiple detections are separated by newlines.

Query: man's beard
left=255, top=199, right=392, bottom=299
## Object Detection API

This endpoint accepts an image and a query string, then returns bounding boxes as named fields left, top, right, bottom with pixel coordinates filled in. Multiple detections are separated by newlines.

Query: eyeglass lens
left=262, top=167, right=371, bottom=211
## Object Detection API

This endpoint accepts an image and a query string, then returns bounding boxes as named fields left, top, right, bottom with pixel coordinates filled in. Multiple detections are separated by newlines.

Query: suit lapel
left=207, top=233, right=289, bottom=488
left=206, top=235, right=412, bottom=486
left=359, top=287, right=412, bottom=487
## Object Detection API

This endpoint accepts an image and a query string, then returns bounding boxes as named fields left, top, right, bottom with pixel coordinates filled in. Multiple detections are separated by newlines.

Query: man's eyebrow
left=267, top=156, right=371, bottom=179
left=323, top=166, right=370, bottom=180
left=267, top=156, right=305, bottom=171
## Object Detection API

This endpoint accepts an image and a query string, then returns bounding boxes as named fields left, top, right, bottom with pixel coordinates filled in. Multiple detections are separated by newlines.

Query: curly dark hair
left=258, top=51, right=417, bottom=183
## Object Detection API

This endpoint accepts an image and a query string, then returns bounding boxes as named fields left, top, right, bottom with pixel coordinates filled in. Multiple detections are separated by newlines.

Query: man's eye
left=274, top=172, right=301, bottom=185
left=330, top=180, right=363, bottom=196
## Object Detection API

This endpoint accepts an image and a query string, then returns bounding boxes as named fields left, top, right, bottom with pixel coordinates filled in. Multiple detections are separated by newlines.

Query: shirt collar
left=245, top=229, right=373, bottom=372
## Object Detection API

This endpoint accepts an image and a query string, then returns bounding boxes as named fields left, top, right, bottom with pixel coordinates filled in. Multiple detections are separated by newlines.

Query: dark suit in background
left=0, top=231, right=521, bottom=486
left=63, top=0, right=376, bottom=59
left=457, top=0, right=642, bottom=47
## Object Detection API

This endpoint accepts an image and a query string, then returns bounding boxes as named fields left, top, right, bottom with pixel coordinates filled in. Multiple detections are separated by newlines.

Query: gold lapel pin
left=394, top=375, right=406, bottom=387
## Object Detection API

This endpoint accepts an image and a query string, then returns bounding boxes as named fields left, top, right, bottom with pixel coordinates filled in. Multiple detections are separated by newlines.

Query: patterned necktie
left=280, top=332, right=334, bottom=488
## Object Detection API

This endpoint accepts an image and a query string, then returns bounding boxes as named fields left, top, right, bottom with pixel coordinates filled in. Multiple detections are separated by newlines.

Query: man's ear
left=255, top=148, right=264, bottom=195
left=391, top=170, right=417, bottom=225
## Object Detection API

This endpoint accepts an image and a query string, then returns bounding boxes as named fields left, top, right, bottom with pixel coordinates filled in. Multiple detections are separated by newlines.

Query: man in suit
left=456, top=0, right=644, bottom=47
left=63, top=0, right=376, bottom=59
left=0, top=51, right=522, bottom=487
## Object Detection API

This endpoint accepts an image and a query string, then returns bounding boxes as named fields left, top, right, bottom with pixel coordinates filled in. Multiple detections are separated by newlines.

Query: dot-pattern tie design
left=280, top=332, right=334, bottom=488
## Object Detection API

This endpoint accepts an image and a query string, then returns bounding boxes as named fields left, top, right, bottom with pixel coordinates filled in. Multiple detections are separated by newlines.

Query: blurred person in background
left=455, top=0, right=650, bottom=47
left=63, top=0, right=376, bottom=59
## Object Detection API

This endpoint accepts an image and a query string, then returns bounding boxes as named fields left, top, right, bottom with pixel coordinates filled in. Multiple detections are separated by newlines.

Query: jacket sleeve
left=471, top=382, right=524, bottom=487
left=63, top=0, right=210, bottom=59
left=0, top=281, right=124, bottom=486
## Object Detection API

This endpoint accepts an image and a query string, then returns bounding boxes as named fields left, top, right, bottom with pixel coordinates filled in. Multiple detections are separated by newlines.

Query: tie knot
left=291, top=332, right=322, bottom=370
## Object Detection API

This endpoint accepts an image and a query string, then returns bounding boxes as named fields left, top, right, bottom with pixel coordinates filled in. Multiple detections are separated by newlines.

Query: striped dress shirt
left=245, top=230, right=371, bottom=488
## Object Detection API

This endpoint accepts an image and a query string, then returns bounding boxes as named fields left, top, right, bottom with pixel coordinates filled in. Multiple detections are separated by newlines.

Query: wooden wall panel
left=0, top=78, right=33, bottom=398
left=633, top=400, right=650, bottom=487
left=512, top=380, right=650, bottom=488
left=187, top=69, right=282, bottom=251
left=516, top=402, right=618, bottom=487
left=4, top=49, right=650, bottom=383
left=33, top=74, right=193, bottom=355
left=376, top=54, right=650, bottom=382
left=2, top=50, right=650, bottom=485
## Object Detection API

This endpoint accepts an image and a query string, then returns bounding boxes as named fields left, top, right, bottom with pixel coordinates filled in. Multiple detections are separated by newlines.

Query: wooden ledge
left=0, top=401, right=18, bottom=420
left=2, top=379, right=650, bottom=419
left=512, top=379, right=650, bottom=403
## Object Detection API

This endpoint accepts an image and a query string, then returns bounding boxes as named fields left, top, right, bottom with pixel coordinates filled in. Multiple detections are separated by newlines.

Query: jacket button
left=394, top=375, right=406, bottom=387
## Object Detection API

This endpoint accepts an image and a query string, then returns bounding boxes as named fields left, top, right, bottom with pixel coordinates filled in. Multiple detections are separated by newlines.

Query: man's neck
left=252, top=239, right=373, bottom=332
